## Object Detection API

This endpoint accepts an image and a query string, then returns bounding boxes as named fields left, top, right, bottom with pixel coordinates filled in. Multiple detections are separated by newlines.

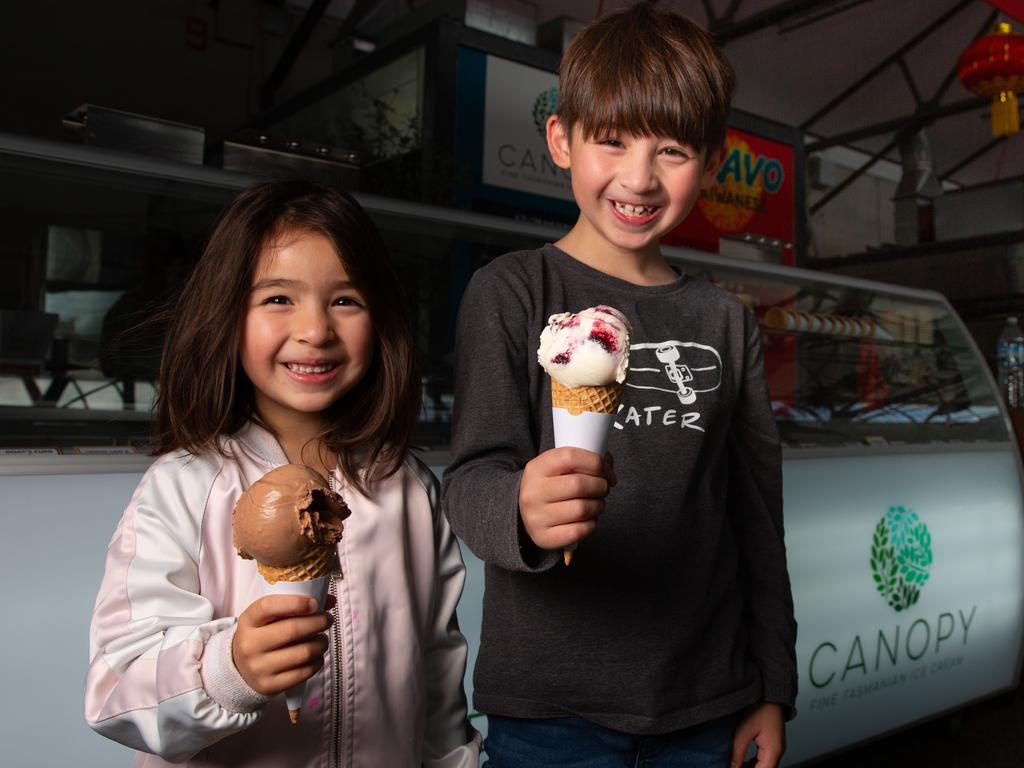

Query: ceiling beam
left=896, top=58, right=922, bottom=108
left=983, top=0, right=1024, bottom=24
left=722, top=0, right=747, bottom=23
left=939, top=135, right=1007, bottom=181
left=800, top=0, right=972, bottom=130
left=711, top=0, right=861, bottom=43
left=700, top=0, right=716, bottom=24
left=804, top=3, right=1001, bottom=205
left=260, top=0, right=332, bottom=110
left=809, top=136, right=897, bottom=214
left=805, top=96, right=988, bottom=153
left=328, top=0, right=382, bottom=46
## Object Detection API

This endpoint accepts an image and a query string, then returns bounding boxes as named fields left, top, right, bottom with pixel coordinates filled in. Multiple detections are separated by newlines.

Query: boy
left=442, top=4, right=797, bottom=767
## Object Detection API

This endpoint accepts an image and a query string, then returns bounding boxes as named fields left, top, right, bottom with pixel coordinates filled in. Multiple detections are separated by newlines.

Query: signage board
left=781, top=449, right=1024, bottom=764
left=481, top=54, right=572, bottom=202
left=455, top=48, right=577, bottom=224
left=662, top=129, right=795, bottom=262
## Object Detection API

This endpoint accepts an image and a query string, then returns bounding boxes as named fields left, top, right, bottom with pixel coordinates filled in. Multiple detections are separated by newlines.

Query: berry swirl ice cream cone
left=537, top=305, right=631, bottom=565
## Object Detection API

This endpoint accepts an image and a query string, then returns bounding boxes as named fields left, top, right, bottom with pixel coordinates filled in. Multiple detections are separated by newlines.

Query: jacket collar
left=232, top=421, right=289, bottom=468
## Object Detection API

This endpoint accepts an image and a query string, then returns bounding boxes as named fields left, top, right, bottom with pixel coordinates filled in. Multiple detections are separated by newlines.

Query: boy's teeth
left=615, top=202, right=655, bottom=216
left=287, top=363, right=335, bottom=374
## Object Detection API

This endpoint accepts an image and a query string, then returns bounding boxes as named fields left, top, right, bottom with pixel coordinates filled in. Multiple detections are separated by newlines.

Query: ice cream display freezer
left=674, top=251, right=1024, bottom=765
left=0, top=134, right=1021, bottom=766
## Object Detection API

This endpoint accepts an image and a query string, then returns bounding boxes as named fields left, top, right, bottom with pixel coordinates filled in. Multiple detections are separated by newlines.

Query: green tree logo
left=532, top=87, right=558, bottom=137
left=870, top=506, right=933, bottom=612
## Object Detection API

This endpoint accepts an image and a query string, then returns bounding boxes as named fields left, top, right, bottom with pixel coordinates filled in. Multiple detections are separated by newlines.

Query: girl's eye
left=263, top=295, right=291, bottom=305
left=333, top=296, right=364, bottom=308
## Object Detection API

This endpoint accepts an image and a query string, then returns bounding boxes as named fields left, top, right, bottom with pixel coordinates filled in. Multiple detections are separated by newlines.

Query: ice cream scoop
left=233, top=464, right=350, bottom=723
left=537, top=305, right=630, bottom=389
left=233, top=464, right=349, bottom=573
left=537, top=305, right=631, bottom=564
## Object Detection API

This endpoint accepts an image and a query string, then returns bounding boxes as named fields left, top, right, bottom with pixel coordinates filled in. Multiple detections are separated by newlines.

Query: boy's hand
left=519, top=447, right=615, bottom=552
left=731, top=702, right=785, bottom=768
left=232, top=594, right=333, bottom=696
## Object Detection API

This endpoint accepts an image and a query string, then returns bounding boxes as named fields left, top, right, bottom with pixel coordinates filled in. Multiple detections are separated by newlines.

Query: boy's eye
left=598, top=138, right=623, bottom=147
left=662, top=147, right=692, bottom=159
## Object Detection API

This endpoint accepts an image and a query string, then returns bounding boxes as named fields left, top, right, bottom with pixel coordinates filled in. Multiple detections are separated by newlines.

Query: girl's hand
left=518, top=447, right=615, bottom=551
left=731, top=702, right=785, bottom=768
left=232, top=594, right=333, bottom=696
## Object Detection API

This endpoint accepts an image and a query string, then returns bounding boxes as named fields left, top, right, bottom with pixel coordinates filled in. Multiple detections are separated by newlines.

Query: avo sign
left=662, top=128, right=795, bottom=261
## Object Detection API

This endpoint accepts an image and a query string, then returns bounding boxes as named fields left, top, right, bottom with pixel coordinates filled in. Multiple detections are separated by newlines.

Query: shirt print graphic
left=614, top=340, right=723, bottom=433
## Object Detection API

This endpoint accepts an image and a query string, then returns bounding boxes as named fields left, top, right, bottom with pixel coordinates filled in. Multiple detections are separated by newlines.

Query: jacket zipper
left=328, top=470, right=344, bottom=768
left=329, top=574, right=343, bottom=768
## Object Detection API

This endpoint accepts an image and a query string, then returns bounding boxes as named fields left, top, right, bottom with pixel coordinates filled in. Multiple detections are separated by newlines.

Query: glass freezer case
left=0, top=132, right=1021, bottom=767
left=656, top=250, right=1023, bottom=764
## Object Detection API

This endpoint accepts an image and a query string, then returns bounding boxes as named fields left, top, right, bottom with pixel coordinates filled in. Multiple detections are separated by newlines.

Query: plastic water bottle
left=997, top=316, right=1024, bottom=408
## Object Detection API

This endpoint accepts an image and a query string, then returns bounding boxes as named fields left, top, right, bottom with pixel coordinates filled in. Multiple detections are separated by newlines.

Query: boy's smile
left=610, top=200, right=661, bottom=225
left=546, top=116, right=723, bottom=274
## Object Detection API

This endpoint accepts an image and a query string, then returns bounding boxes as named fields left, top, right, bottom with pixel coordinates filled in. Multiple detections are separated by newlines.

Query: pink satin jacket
left=85, top=422, right=480, bottom=767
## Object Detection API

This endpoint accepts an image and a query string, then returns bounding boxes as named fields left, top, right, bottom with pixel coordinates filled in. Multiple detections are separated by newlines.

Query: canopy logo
left=870, top=506, right=933, bottom=612
left=532, top=87, right=558, bottom=137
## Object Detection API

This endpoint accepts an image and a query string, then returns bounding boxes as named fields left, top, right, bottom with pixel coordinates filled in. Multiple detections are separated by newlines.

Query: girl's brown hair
left=557, top=1, right=735, bottom=155
left=153, top=180, right=418, bottom=494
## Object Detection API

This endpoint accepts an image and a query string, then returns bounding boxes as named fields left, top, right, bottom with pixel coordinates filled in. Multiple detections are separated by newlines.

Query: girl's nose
left=295, top=306, right=335, bottom=345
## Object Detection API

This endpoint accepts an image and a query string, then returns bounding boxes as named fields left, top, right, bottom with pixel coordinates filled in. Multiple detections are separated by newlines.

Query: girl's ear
left=546, top=115, right=572, bottom=170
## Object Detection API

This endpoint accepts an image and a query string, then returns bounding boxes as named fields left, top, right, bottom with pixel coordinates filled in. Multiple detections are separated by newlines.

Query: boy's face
left=546, top=116, right=723, bottom=259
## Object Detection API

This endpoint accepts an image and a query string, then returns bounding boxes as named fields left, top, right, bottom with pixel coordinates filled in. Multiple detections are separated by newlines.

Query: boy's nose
left=618, top=151, right=658, bottom=193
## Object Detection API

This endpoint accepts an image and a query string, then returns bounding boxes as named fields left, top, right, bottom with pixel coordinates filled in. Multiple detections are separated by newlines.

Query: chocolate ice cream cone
left=257, top=545, right=337, bottom=584
left=259, top=552, right=336, bottom=724
left=233, top=464, right=350, bottom=723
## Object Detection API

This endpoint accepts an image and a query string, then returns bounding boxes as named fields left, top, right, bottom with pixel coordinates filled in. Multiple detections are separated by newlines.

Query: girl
left=85, top=180, right=480, bottom=767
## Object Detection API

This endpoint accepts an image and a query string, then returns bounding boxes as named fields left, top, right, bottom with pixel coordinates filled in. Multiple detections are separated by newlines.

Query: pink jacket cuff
left=200, top=624, right=270, bottom=714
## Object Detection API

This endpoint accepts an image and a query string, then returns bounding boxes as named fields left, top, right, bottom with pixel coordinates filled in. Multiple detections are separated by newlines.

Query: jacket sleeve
left=728, top=310, right=799, bottom=718
left=84, top=454, right=265, bottom=761
left=441, top=266, right=560, bottom=573
left=418, top=465, right=482, bottom=767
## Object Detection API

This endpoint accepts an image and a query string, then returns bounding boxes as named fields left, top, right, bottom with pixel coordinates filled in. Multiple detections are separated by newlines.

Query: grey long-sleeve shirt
left=442, top=244, right=797, bottom=734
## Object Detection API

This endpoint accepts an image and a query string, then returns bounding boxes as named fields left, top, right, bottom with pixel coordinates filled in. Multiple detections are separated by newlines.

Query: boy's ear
left=546, top=115, right=572, bottom=169
left=700, top=144, right=728, bottom=188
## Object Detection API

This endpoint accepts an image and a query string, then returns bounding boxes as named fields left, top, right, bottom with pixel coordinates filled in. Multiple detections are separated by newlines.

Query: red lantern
left=957, top=21, right=1024, bottom=137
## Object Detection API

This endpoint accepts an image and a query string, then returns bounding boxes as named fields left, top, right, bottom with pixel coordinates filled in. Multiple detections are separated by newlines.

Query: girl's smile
left=283, top=359, right=340, bottom=381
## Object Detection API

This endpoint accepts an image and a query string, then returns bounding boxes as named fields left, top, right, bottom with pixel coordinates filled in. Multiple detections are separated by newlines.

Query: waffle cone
left=550, top=378, right=623, bottom=416
left=257, top=546, right=337, bottom=584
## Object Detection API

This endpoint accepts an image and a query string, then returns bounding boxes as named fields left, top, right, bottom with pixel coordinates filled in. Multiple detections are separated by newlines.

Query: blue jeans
left=484, top=713, right=738, bottom=768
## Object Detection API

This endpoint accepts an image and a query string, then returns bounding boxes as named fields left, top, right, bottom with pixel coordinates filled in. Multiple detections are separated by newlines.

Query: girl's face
left=241, top=230, right=374, bottom=433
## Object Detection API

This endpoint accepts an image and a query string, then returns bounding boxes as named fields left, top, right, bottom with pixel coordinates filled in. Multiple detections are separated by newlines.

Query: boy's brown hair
left=556, top=1, right=735, bottom=155
left=153, top=180, right=418, bottom=494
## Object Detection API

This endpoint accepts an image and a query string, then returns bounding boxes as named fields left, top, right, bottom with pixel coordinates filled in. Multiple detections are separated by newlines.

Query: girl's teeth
left=615, top=202, right=654, bottom=216
left=288, top=363, right=334, bottom=374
